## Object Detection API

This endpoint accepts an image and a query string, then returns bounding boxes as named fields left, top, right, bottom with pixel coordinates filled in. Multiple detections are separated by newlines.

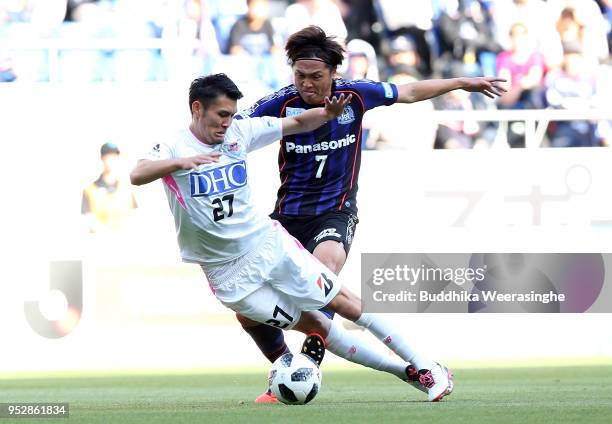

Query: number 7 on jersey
left=314, top=155, right=328, bottom=178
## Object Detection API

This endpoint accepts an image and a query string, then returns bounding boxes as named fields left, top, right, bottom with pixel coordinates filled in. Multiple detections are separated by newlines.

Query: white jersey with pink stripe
left=144, top=117, right=282, bottom=266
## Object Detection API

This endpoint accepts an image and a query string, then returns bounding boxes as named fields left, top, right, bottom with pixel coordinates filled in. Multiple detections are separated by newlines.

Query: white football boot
left=418, top=363, right=453, bottom=402
left=405, top=363, right=454, bottom=399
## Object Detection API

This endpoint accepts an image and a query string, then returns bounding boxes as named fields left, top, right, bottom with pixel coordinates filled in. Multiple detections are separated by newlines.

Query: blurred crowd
left=1, top=0, right=611, bottom=148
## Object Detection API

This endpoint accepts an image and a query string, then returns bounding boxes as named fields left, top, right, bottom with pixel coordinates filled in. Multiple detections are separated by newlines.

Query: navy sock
left=243, top=324, right=289, bottom=363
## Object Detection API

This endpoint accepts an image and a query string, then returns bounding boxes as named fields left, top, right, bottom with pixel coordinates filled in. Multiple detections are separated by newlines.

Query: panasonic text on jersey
left=285, top=134, right=357, bottom=154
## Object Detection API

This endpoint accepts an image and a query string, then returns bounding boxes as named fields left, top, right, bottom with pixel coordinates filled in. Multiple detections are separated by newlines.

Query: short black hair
left=189, top=74, right=243, bottom=111
left=285, top=26, right=345, bottom=70
left=100, top=142, right=120, bottom=157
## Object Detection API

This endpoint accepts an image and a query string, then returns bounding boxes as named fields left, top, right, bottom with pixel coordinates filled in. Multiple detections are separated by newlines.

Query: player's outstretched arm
left=397, top=77, right=507, bottom=103
left=130, top=153, right=221, bottom=186
left=282, top=94, right=353, bottom=136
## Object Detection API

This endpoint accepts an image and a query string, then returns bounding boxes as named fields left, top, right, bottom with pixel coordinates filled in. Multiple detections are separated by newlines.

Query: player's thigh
left=268, top=223, right=342, bottom=311
left=225, top=285, right=302, bottom=330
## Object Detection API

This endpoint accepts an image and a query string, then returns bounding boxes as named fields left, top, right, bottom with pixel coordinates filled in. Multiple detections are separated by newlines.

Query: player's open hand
left=178, top=152, right=222, bottom=170
left=461, top=77, right=507, bottom=99
left=324, top=93, right=353, bottom=119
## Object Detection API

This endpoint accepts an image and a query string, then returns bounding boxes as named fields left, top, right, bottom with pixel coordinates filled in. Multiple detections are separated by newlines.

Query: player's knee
left=235, top=312, right=259, bottom=328
left=313, top=241, right=346, bottom=274
left=321, top=257, right=343, bottom=275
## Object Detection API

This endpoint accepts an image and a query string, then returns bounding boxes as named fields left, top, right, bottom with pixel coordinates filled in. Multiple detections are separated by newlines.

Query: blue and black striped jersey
left=236, top=78, right=398, bottom=216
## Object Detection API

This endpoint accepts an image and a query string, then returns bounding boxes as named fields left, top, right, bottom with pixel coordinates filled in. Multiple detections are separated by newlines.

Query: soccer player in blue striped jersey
left=234, top=26, right=506, bottom=402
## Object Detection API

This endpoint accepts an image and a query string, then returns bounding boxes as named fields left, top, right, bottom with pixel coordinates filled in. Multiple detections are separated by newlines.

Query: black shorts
left=269, top=211, right=359, bottom=255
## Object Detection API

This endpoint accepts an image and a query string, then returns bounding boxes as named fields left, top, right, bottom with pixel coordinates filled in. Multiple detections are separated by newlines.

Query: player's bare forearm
left=282, top=94, right=352, bottom=136
left=397, top=77, right=507, bottom=103
left=398, top=78, right=463, bottom=103
left=130, top=153, right=221, bottom=185
left=283, top=108, right=331, bottom=136
left=130, top=159, right=182, bottom=186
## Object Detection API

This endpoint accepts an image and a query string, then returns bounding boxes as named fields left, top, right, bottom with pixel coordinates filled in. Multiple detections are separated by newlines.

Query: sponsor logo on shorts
left=286, top=134, right=356, bottom=154
left=318, top=273, right=335, bottom=297
left=337, top=105, right=355, bottom=125
left=346, top=214, right=358, bottom=245
left=314, top=227, right=342, bottom=243
left=190, top=160, right=247, bottom=196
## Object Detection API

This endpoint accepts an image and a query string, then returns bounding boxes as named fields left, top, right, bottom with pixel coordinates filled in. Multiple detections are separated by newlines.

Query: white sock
left=355, top=313, right=435, bottom=371
left=325, top=320, right=408, bottom=379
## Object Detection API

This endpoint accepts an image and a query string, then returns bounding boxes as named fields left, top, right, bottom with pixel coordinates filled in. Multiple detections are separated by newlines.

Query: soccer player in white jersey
left=131, top=74, right=452, bottom=402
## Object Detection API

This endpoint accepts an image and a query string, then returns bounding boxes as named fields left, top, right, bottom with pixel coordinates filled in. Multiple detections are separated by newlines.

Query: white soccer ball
left=270, top=353, right=322, bottom=405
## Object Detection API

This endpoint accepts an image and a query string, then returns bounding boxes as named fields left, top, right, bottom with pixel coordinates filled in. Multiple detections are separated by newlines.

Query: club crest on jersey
left=286, top=107, right=306, bottom=117
left=337, top=105, right=355, bottom=125
left=223, top=141, right=241, bottom=153
left=190, top=160, right=247, bottom=197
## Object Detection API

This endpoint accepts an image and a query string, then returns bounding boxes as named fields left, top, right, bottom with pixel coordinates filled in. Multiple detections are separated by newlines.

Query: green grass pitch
left=1, top=363, right=611, bottom=424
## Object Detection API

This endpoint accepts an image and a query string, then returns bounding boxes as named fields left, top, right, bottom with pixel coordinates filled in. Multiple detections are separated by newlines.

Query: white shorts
left=205, top=221, right=342, bottom=330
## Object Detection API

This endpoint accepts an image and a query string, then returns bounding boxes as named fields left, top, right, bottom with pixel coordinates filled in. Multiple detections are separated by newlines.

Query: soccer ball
left=269, top=353, right=322, bottom=405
